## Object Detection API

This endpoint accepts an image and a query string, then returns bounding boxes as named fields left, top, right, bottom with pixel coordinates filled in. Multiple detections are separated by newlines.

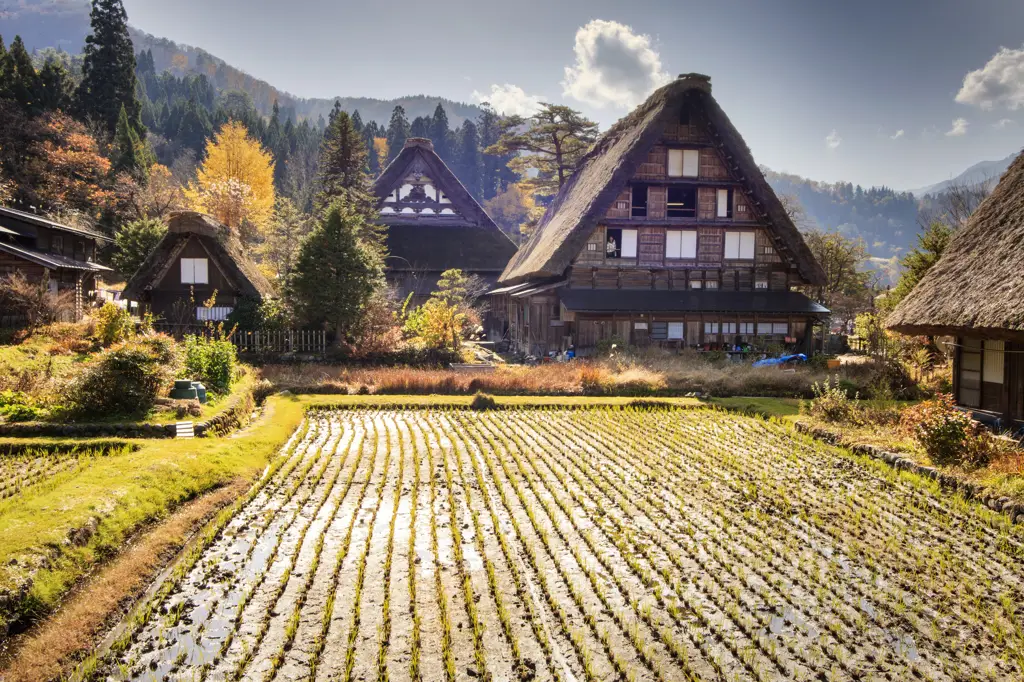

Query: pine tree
left=430, top=102, right=451, bottom=163
left=410, top=115, right=430, bottom=139
left=77, top=0, right=143, bottom=138
left=351, top=110, right=363, bottom=135
left=477, top=104, right=514, bottom=200
left=0, top=37, right=10, bottom=102
left=286, top=199, right=384, bottom=345
left=316, top=108, right=370, bottom=210
left=385, top=105, right=410, bottom=163
left=456, top=120, right=481, bottom=200
left=7, top=36, right=40, bottom=114
left=112, top=103, right=146, bottom=176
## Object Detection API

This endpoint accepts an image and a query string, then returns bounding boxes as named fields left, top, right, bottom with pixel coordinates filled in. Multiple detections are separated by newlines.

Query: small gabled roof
left=886, top=149, right=1024, bottom=338
left=499, top=74, right=825, bottom=286
left=0, top=206, right=112, bottom=242
left=122, top=211, right=274, bottom=301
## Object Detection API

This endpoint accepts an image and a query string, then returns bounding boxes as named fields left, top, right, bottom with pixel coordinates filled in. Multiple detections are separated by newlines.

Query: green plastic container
left=191, top=382, right=207, bottom=404
left=170, top=379, right=198, bottom=401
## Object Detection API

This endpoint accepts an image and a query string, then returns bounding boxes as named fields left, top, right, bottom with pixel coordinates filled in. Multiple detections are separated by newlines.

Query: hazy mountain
left=908, top=153, right=1018, bottom=197
left=4, top=0, right=484, bottom=125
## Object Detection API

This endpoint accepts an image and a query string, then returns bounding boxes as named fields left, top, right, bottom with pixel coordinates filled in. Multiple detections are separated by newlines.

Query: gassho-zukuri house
left=492, top=73, right=828, bottom=356
left=887, top=149, right=1024, bottom=428
left=373, top=137, right=518, bottom=308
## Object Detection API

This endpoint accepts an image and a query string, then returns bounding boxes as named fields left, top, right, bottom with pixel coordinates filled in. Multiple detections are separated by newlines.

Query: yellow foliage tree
left=482, top=182, right=538, bottom=243
left=184, top=121, right=275, bottom=243
left=372, top=137, right=388, bottom=172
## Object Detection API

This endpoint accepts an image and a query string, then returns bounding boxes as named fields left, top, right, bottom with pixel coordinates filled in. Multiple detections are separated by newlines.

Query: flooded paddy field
left=89, top=406, right=1024, bottom=681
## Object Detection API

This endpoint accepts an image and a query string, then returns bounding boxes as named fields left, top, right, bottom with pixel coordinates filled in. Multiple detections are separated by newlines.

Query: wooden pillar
left=75, top=273, right=83, bottom=320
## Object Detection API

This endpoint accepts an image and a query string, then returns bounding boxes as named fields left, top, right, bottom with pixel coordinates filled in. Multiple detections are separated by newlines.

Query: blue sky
left=121, top=0, right=1024, bottom=191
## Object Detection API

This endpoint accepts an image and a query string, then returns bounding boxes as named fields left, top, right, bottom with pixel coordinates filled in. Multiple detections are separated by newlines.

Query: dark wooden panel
left=638, top=229, right=665, bottom=268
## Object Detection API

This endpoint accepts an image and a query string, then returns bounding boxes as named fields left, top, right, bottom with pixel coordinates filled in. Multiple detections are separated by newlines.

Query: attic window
left=181, top=258, right=209, bottom=285
left=631, top=185, right=648, bottom=218
left=667, top=186, right=696, bottom=218
left=716, top=189, right=733, bottom=218
left=606, top=228, right=637, bottom=259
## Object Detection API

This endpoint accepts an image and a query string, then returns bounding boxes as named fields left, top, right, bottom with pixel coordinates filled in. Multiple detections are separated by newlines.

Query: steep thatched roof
left=122, top=211, right=274, bottom=300
left=499, top=74, right=825, bottom=286
left=886, top=149, right=1024, bottom=339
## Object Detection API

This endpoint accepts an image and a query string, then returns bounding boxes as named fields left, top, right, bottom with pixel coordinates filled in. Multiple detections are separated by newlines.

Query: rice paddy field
left=86, top=406, right=1024, bottom=682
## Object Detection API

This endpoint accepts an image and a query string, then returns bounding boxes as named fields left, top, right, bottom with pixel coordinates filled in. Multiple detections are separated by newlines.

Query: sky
left=119, top=0, right=1024, bottom=191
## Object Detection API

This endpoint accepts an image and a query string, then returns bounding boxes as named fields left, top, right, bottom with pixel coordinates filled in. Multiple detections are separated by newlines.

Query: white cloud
left=890, top=129, right=904, bottom=140
left=471, top=84, right=543, bottom=117
left=945, top=117, right=969, bottom=136
left=994, top=118, right=1015, bottom=128
left=562, top=19, right=670, bottom=109
left=956, top=46, right=1024, bottom=110
left=825, top=129, right=842, bottom=149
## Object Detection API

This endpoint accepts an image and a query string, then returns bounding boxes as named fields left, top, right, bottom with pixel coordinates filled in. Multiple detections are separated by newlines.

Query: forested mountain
left=908, top=153, right=1016, bottom=197
left=763, top=169, right=919, bottom=258
left=3, top=0, right=484, bottom=126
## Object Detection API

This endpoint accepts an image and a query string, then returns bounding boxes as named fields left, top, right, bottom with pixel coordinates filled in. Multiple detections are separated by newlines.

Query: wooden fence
left=232, top=329, right=328, bottom=355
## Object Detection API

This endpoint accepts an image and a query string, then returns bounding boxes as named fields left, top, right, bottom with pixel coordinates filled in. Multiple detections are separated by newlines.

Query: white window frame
left=704, top=322, right=720, bottom=334
left=196, top=306, right=233, bottom=322
left=667, top=149, right=684, bottom=177
left=682, top=149, right=699, bottom=177
left=772, top=323, right=789, bottom=335
left=181, top=258, right=209, bottom=285
left=983, top=340, right=1005, bottom=384
left=620, top=229, right=638, bottom=258
left=724, top=231, right=755, bottom=260
left=757, top=322, right=773, bottom=335
left=755, top=280, right=769, bottom=290
left=722, top=322, right=737, bottom=334
left=664, top=230, right=697, bottom=259
left=704, top=279, right=719, bottom=290
left=667, top=322, right=684, bottom=340
left=739, top=322, right=754, bottom=335
left=717, top=189, right=731, bottom=218
left=689, top=280, right=703, bottom=289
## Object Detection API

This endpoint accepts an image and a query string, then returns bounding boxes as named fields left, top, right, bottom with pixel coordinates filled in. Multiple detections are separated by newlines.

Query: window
left=689, top=280, right=703, bottom=289
left=984, top=340, right=1005, bottom=384
left=739, top=322, right=754, bottom=335
left=667, top=322, right=684, bottom=340
left=716, top=189, right=733, bottom=218
left=667, top=186, right=697, bottom=218
left=724, top=232, right=755, bottom=259
left=755, top=280, right=769, bottom=290
left=682, top=149, right=699, bottom=177
left=668, top=149, right=683, bottom=177
left=665, top=230, right=697, bottom=259
left=772, top=323, right=789, bottom=335
left=757, top=322, right=773, bottom=335
left=605, top=228, right=637, bottom=258
left=586, top=243, right=598, bottom=252
left=737, top=204, right=748, bottom=215
left=631, top=185, right=648, bottom=218
left=959, top=338, right=982, bottom=407
left=704, top=322, right=720, bottom=334
left=196, top=306, right=233, bottom=322
left=704, top=279, right=719, bottom=290
left=181, top=258, right=209, bottom=284
left=722, top=322, right=737, bottom=334
left=764, top=246, right=775, bottom=255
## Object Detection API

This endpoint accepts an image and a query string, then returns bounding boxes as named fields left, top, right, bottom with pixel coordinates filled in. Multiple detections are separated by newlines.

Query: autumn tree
left=486, top=103, right=598, bottom=197
left=316, top=105, right=369, bottom=209
left=77, top=0, right=144, bottom=138
left=802, top=229, right=874, bottom=329
left=286, top=200, right=384, bottom=346
left=184, top=120, right=275, bottom=242
left=483, top=182, right=537, bottom=242
left=29, top=112, right=112, bottom=215
left=112, top=163, right=184, bottom=221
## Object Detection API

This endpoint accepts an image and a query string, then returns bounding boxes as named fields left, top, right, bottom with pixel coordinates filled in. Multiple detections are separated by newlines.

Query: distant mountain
left=4, top=0, right=484, bottom=125
left=908, top=153, right=1018, bottom=197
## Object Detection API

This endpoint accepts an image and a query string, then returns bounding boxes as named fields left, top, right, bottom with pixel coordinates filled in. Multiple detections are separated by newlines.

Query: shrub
left=2, top=404, right=45, bottom=422
left=469, top=392, right=498, bottom=411
left=93, top=302, right=135, bottom=347
left=66, top=334, right=180, bottom=417
left=810, top=377, right=860, bottom=423
left=0, top=272, right=75, bottom=328
left=112, top=217, right=167, bottom=277
left=900, top=394, right=975, bottom=467
left=182, top=334, right=237, bottom=392
left=226, top=297, right=290, bottom=331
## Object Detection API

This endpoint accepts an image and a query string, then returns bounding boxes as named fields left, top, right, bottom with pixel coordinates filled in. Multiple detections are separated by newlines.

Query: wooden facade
left=0, top=206, right=112, bottom=317
left=495, top=74, right=828, bottom=356
left=950, top=337, right=1024, bottom=427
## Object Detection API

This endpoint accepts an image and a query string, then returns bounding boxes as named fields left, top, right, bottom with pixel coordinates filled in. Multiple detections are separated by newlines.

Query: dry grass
left=0, top=479, right=248, bottom=682
left=262, top=351, right=873, bottom=398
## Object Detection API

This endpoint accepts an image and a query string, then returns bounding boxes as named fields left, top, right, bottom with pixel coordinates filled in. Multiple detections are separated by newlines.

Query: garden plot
left=88, top=406, right=1024, bottom=682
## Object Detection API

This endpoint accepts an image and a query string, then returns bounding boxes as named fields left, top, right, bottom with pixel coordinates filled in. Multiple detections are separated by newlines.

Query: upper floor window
left=181, top=257, right=209, bottom=285
left=716, top=189, right=734, bottom=218
left=667, top=186, right=696, bottom=218
left=665, top=230, right=697, bottom=259
left=631, top=185, right=648, bottom=218
left=724, top=231, right=755, bottom=260
left=668, top=149, right=700, bottom=178
left=605, top=228, right=637, bottom=259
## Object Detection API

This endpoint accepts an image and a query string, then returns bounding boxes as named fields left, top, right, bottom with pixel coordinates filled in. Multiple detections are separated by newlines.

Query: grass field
left=85, top=405, right=1024, bottom=682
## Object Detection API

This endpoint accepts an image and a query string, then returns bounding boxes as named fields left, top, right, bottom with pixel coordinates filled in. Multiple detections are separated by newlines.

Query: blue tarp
left=752, top=353, right=808, bottom=368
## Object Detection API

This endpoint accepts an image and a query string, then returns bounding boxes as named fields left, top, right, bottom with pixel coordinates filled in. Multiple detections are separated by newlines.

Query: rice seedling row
left=87, top=407, right=1024, bottom=682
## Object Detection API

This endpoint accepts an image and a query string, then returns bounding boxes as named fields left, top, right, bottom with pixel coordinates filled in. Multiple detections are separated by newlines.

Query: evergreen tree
left=7, top=36, right=40, bottom=114
left=286, top=200, right=384, bottom=345
left=0, top=37, right=10, bottom=102
left=316, top=108, right=369, bottom=210
left=477, top=104, right=514, bottom=200
left=456, top=120, right=481, bottom=200
left=351, top=109, right=363, bottom=135
left=385, top=105, right=410, bottom=163
left=112, top=104, right=145, bottom=176
left=430, top=102, right=451, bottom=162
left=77, top=0, right=143, bottom=138
left=410, top=115, right=430, bottom=139
left=882, top=222, right=954, bottom=313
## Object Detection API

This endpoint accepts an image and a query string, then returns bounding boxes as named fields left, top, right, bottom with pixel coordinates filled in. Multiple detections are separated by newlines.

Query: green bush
left=94, top=302, right=135, bottom=347
left=2, top=404, right=45, bottom=422
left=67, top=334, right=180, bottom=418
left=810, top=377, right=861, bottom=424
left=900, top=394, right=978, bottom=467
left=182, top=334, right=238, bottom=393
left=469, top=391, right=498, bottom=411
left=226, top=297, right=290, bottom=331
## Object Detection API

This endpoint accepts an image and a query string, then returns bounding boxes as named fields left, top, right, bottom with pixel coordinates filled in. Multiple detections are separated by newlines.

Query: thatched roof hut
left=886, top=149, right=1024, bottom=340
left=499, top=74, right=825, bottom=286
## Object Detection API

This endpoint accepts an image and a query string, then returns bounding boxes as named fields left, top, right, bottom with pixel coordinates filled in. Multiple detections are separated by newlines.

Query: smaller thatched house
left=886, top=149, right=1024, bottom=426
left=123, top=211, right=274, bottom=324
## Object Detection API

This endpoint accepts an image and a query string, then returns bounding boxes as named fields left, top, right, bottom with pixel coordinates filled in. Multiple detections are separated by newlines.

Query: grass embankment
left=0, top=393, right=306, bottom=640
